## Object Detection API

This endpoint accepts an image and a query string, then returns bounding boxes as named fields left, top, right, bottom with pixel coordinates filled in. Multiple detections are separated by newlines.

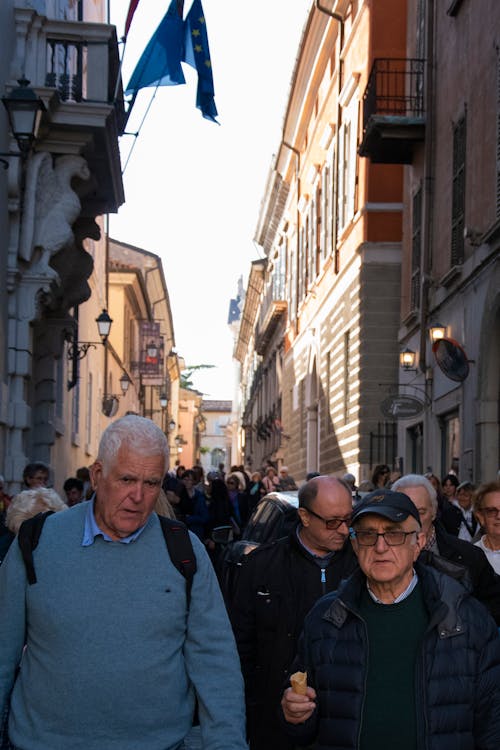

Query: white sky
left=109, top=0, right=311, bottom=399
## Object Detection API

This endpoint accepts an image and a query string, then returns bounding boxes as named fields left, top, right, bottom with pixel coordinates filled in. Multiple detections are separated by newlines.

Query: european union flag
left=227, top=296, right=241, bottom=325
left=183, top=0, right=218, bottom=122
left=125, top=0, right=185, bottom=94
left=125, top=0, right=218, bottom=123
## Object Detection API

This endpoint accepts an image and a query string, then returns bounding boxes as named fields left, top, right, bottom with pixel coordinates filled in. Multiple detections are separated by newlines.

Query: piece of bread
left=290, top=670, right=307, bottom=695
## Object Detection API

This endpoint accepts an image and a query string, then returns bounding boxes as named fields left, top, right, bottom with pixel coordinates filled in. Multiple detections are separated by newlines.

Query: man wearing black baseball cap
left=281, top=488, right=500, bottom=750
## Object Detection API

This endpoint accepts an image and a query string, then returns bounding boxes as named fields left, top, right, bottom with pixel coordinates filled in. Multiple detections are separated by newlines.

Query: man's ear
left=298, top=507, right=310, bottom=528
left=89, top=461, right=102, bottom=491
left=414, top=530, right=426, bottom=559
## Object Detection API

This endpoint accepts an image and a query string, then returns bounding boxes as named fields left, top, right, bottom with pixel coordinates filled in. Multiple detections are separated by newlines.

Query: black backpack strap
left=17, top=511, right=55, bottom=585
left=158, top=515, right=197, bottom=608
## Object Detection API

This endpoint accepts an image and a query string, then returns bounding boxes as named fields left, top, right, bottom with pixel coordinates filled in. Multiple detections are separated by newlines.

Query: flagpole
left=122, top=84, right=161, bottom=174
left=113, top=35, right=127, bottom=105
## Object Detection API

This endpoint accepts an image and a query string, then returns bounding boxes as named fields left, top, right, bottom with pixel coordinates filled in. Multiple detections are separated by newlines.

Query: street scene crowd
left=0, top=414, right=499, bottom=749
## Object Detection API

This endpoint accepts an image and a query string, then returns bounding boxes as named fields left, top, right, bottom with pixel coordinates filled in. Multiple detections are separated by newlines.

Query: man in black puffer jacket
left=230, top=476, right=358, bottom=750
left=281, top=489, right=500, bottom=750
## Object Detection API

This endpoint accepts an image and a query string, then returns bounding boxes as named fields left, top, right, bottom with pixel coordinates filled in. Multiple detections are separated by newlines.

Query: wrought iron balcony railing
left=359, top=58, right=426, bottom=164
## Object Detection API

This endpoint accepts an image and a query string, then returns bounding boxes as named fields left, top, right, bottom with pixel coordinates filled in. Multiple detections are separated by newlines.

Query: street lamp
left=1, top=78, right=45, bottom=165
left=119, top=372, right=132, bottom=395
left=159, top=392, right=168, bottom=409
left=429, top=322, right=447, bottom=343
left=400, top=347, right=417, bottom=372
left=66, top=308, right=113, bottom=360
left=146, top=341, right=158, bottom=359
left=96, top=309, right=113, bottom=343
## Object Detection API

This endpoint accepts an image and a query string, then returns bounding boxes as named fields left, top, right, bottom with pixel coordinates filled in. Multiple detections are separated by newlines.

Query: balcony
left=11, top=7, right=125, bottom=214
left=358, top=58, right=426, bottom=164
left=255, top=284, right=287, bottom=355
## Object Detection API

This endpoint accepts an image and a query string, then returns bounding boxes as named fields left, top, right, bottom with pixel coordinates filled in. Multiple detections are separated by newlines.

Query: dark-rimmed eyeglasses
left=480, top=507, right=500, bottom=519
left=351, top=530, right=417, bottom=546
left=305, top=507, right=352, bottom=530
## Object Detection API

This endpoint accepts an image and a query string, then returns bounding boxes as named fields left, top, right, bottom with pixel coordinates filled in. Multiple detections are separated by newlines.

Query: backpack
left=17, top=511, right=197, bottom=607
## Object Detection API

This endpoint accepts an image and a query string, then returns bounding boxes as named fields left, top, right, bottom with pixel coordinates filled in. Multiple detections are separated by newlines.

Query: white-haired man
left=392, top=473, right=500, bottom=625
left=0, top=415, right=247, bottom=750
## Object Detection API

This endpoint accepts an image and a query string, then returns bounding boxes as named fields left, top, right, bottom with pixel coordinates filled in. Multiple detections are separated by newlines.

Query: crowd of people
left=0, top=431, right=499, bottom=749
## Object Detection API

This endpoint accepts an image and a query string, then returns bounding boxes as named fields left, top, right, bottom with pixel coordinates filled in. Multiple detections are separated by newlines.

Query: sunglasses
left=305, top=507, right=352, bottom=530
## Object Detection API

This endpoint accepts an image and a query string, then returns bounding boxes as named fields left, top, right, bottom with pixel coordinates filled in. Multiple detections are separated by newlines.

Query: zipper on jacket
left=320, top=567, right=326, bottom=594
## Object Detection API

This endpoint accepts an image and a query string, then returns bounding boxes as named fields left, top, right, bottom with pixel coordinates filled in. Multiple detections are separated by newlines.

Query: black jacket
left=419, top=522, right=500, bottom=624
left=229, top=527, right=357, bottom=750
left=283, top=563, right=500, bottom=750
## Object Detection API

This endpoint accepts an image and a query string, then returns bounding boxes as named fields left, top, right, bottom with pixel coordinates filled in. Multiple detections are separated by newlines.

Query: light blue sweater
left=0, top=503, right=247, bottom=750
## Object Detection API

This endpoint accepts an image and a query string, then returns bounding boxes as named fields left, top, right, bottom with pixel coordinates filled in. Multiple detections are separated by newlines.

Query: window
left=86, top=373, right=92, bottom=448
left=338, top=96, right=359, bottom=233
left=308, top=200, right=316, bottom=289
left=343, top=331, right=350, bottom=424
left=321, top=164, right=330, bottom=262
left=273, top=242, right=286, bottom=299
left=55, top=356, right=64, bottom=420
left=407, top=423, right=423, bottom=473
left=440, top=412, right=460, bottom=477
left=300, top=379, right=305, bottom=447
left=451, top=115, right=466, bottom=266
left=71, top=378, right=80, bottom=442
left=411, top=187, right=422, bottom=311
left=325, top=350, right=333, bottom=434
left=288, top=237, right=297, bottom=323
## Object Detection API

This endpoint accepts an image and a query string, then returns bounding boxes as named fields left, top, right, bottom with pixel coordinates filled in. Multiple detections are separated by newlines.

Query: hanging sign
left=380, top=394, right=425, bottom=420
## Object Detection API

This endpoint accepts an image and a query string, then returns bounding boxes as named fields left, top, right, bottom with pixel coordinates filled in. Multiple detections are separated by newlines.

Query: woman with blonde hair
left=6, top=487, right=67, bottom=534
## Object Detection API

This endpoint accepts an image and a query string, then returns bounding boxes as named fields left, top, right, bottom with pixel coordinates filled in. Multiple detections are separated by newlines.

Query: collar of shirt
left=296, top=525, right=336, bottom=564
left=452, top=500, right=473, bottom=521
left=82, top=499, right=148, bottom=546
left=366, top=569, right=419, bottom=605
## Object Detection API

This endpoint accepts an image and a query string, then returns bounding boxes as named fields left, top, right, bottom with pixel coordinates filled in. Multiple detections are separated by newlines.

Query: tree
left=180, top=364, right=215, bottom=390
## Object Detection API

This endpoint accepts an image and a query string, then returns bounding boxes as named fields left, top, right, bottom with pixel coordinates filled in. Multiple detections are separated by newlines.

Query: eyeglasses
left=480, top=507, right=500, bottom=519
left=305, top=507, right=352, bottom=530
left=351, top=530, right=417, bottom=546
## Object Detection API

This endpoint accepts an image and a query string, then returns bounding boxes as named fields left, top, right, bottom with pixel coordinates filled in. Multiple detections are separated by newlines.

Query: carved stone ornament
left=19, top=152, right=90, bottom=276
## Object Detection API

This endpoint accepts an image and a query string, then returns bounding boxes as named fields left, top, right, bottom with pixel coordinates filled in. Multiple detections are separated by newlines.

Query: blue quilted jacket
left=282, top=562, right=500, bottom=750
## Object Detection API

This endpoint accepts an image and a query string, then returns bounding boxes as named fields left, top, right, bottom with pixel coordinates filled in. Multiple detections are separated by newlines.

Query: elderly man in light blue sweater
left=0, top=415, right=248, bottom=750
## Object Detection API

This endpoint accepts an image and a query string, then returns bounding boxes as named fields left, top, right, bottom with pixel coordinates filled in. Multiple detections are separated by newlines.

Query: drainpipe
left=419, top=0, right=436, bottom=373
left=315, top=0, right=344, bottom=24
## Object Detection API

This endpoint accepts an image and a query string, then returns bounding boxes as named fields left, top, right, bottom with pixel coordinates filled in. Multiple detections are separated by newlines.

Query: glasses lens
left=383, top=531, right=407, bottom=546
left=483, top=507, right=500, bottom=518
left=355, top=531, right=378, bottom=546
left=354, top=530, right=412, bottom=546
left=325, top=516, right=352, bottom=530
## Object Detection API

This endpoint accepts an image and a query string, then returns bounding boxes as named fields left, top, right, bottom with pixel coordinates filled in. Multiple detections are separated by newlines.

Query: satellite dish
left=102, top=396, right=119, bottom=418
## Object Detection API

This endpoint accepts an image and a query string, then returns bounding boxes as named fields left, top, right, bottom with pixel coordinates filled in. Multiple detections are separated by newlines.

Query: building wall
left=245, top=1, right=408, bottom=484
left=399, top=0, right=500, bottom=481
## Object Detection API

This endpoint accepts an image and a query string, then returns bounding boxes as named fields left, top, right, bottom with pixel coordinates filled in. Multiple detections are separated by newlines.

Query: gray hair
left=392, top=474, right=438, bottom=515
left=6, top=488, right=67, bottom=534
left=97, top=415, right=168, bottom=476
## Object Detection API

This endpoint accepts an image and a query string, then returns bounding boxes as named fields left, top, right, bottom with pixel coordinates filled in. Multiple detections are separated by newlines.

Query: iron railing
left=362, top=58, right=425, bottom=134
